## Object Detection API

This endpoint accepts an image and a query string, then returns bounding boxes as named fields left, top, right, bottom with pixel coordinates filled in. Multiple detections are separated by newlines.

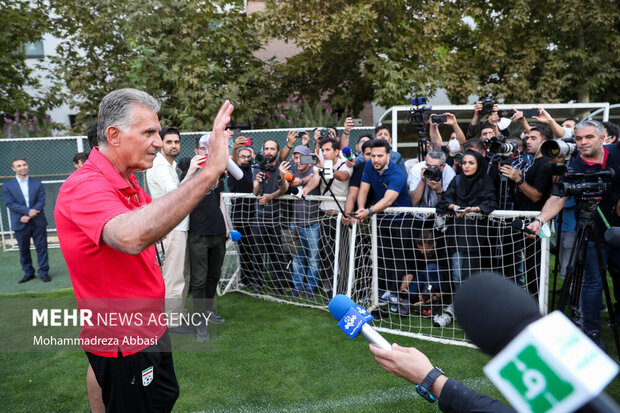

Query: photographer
left=468, top=99, right=515, bottom=140
left=408, top=150, right=456, bottom=209
left=532, top=108, right=574, bottom=140
left=429, top=113, right=466, bottom=167
left=278, top=146, right=322, bottom=299
left=500, top=126, right=553, bottom=210
left=251, top=139, right=289, bottom=295
left=303, top=137, right=352, bottom=294
left=279, top=129, right=312, bottom=162
left=499, top=125, right=554, bottom=296
left=527, top=120, right=620, bottom=347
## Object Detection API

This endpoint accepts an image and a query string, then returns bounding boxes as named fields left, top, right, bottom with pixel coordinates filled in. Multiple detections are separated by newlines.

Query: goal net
left=218, top=193, right=549, bottom=347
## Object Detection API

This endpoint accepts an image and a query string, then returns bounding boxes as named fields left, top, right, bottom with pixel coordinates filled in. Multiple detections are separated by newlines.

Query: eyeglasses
left=239, top=155, right=251, bottom=159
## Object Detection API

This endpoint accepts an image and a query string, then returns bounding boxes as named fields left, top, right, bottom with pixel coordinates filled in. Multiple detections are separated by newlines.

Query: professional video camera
left=252, top=153, right=276, bottom=172
left=551, top=169, right=614, bottom=199
left=480, top=97, right=495, bottom=115
left=423, top=165, right=442, bottom=181
left=541, top=137, right=578, bottom=160
left=407, top=97, right=432, bottom=159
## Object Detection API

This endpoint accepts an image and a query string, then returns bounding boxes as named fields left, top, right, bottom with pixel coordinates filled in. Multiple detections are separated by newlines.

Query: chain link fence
left=0, top=127, right=375, bottom=250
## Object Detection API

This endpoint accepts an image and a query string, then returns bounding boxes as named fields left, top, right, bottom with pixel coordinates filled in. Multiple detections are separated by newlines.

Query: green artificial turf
left=1, top=248, right=619, bottom=412
left=0, top=290, right=504, bottom=413
left=0, top=248, right=72, bottom=295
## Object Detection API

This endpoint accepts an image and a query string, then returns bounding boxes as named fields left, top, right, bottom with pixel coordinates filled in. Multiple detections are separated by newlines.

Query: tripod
left=557, top=197, right=620, bottom=357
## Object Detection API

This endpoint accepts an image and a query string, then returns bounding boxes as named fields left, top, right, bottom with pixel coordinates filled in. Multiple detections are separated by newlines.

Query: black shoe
left=206, top=311, right=225, bottom=324
left=168, top=325, right=196, bottom=334
left=586, top=331, right=606, bottom=351
left=18, top=274, right=35, bottom=284
left=196, top=324, right=210, bottom=342
left=40, top=274, right=51, bottom=282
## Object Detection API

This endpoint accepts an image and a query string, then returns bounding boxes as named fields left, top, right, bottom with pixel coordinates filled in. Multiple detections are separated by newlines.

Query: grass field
left=1, top=249, right=619, bottom=412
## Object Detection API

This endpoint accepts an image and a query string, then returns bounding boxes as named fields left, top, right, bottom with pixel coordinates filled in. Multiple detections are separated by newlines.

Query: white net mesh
left=219, top=193, right=548, bottom=346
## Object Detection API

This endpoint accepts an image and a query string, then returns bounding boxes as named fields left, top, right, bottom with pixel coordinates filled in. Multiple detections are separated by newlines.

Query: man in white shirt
left=146, top=126, right=193, bottom=333
left=408, top=149, right=456, bottom=209
left=304, top=136, right=352, bottom=294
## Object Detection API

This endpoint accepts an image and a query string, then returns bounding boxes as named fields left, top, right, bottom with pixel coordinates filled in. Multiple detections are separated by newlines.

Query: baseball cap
left=293, top=145, right=310, bottom=155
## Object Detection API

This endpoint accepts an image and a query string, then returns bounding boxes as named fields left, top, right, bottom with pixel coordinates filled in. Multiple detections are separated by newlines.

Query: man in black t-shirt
left=251, top=139, right=289, bottom=295
left=188, top=137, right=230, bottom=340
left=499, top=125, right=554, bottom=296
left=228, top=141, right=259, bottom=288
left=528, top=119, right=620, bottom=347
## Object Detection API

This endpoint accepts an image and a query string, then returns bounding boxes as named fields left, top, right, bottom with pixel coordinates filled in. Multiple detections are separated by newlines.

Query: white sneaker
left=433, top=304, right=454, bottom=328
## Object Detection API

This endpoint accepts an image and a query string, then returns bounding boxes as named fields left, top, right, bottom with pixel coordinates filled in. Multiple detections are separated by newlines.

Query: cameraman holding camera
left=500, top=125, right=554, bottom=296
left=408, top=150, right=455, bottom=209
left=527, top=120, right=620, bottom=347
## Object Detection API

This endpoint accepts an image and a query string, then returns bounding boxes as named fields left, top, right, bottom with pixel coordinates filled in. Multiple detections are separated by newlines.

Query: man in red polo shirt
left=55, top=88, right=234, bottom=412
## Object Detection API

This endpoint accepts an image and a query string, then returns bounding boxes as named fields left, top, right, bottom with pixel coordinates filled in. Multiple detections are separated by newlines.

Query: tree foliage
left=257, top=0, right=449, bottom=113
left=0, top=0, right=50, bottom=115
left=446, top=0, right=620, bottom=104
left=259, top=0, right=620, bottom=106
left=46, top=0, right=273, bottom=131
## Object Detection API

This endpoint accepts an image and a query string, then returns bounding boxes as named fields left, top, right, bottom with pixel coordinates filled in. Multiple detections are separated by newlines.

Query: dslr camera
left=252, top=153, right=276, bottom=172
left=541, top=137, right=578, bottom=160
left=423, top=165, right=442, bottom=182
left=488, top=135, right=518, bottom=158
left=319, top=128, right=332, bottom=139
left=480, top=97, right=495, bottom=115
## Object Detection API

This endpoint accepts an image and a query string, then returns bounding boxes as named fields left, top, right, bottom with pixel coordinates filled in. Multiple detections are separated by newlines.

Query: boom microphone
left=328, top=294, right=392, bottom=351
left=454, top=272, right=620, bottom=413
left=341, top=146, right=354, bottom=161
left=198, top=133, right=244, bottom=180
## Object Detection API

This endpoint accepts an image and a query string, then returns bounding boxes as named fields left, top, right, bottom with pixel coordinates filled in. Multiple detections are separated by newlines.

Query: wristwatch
left=367, top=207, right=374, bottom=217
left=416, top=367, right=444, bottom=403
left=516, top=175, right=525, bottom=185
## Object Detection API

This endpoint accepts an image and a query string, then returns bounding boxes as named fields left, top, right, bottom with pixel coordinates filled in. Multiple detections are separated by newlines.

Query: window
left=25, top=41, right=44, bottom=59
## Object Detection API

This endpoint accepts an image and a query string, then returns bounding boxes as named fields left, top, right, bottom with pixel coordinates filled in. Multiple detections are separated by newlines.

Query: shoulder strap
left=321, top=162, right=347, bottom=195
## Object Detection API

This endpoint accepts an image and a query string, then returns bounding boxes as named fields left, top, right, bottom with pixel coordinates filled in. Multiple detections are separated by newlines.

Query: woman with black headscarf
left=436, top=149, right=497, bottom=285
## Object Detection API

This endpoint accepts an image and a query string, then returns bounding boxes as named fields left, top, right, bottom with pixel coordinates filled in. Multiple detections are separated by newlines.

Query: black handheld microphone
left=604, top=227, right=620, bottom=247
left=454, top=272, right=620, bottom=413
left=510, top=218, right=536, bottom=236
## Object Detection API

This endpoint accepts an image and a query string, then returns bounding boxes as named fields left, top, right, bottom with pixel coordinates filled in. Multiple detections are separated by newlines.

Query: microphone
left=454, top=272, right=620, bottom=413
left=510, top=218, right=550, bottom=238
left=284, top=172, right=304, bottom=199
left=328, top=294, right=392, bottom=351
left=198, top=133, right=244, bottom=180
left=341, top=146, right=354, bottom=161
left=604, top=227, right=620, bottom=247
left=510, top=218, right=536, bottom=236
left=229, top=230, right=242, bottom=242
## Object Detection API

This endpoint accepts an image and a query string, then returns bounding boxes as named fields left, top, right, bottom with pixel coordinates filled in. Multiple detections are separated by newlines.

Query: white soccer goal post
left=218, top=193, right=549, bottom=347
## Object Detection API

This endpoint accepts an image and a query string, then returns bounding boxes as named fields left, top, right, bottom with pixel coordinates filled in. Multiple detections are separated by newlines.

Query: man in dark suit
left=2, top=158, right=50, bottom=283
